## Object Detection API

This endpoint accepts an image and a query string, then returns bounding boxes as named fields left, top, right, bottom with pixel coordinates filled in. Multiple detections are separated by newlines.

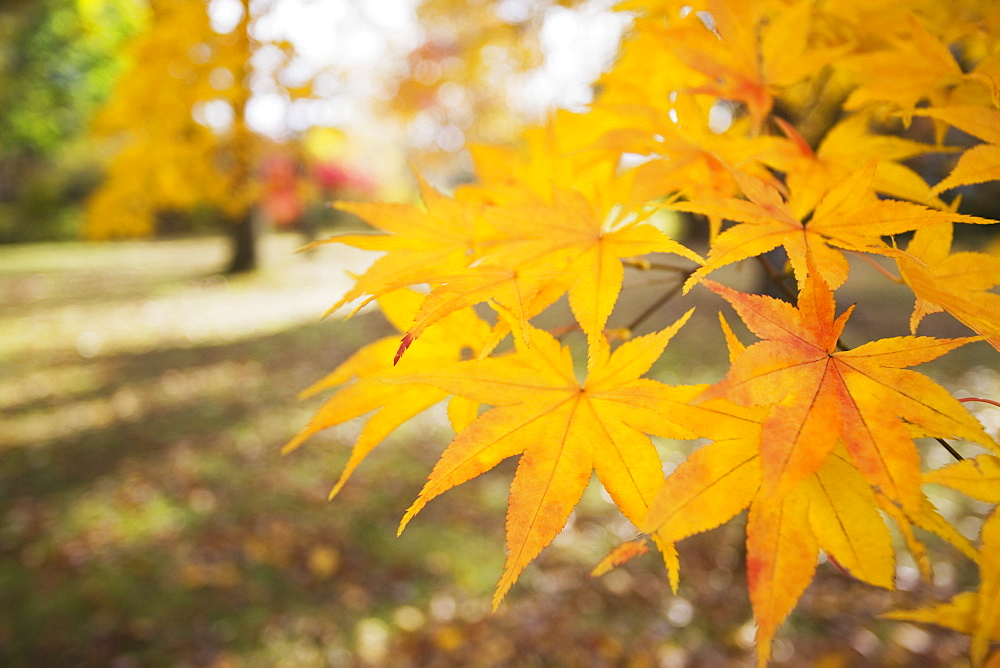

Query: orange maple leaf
left=394, top=311, right=701, bottom=609
left=626, top=351, right=982, bottom=666
left=701, top=272, right=996, bottom=511
left=635, top=427, right=894, bottom=665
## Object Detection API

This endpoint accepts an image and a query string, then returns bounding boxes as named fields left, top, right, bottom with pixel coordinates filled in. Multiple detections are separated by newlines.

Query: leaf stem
left=958, top=397, right=1000, bottom=409
left=849, top=250, right=902, bottom=283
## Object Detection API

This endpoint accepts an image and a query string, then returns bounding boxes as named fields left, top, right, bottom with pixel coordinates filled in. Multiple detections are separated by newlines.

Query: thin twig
left=624, top=275, right=690, bottom=334
left=933, top=397, right=1000, bottom=462
left=934, top=437, right=964, bottom=462
left=624, top=258, right=694, bottom=274
left=552, top=322, right=581, bottom=342
left=755, top=254, right=797, bottom=303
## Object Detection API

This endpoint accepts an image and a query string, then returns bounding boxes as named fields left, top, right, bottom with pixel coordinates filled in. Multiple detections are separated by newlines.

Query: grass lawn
left=0, top=232, right=994, bottom=665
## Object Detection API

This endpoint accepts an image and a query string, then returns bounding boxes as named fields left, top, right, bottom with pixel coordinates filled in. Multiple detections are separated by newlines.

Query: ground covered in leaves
left=0, top=232, right=994, bottom=666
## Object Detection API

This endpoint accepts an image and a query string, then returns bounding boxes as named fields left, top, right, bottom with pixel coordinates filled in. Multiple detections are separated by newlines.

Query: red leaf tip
left=394, top=333, right=414, bottom=365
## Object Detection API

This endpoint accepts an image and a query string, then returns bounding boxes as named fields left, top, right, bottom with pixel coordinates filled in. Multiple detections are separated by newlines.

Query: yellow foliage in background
left=85, top=0, right=260, bottom=239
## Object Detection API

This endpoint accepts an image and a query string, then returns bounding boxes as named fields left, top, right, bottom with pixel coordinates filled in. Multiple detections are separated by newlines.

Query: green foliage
left=0, top=0, right=139, bottom=157
left=0, top=0, right=140, bottom=242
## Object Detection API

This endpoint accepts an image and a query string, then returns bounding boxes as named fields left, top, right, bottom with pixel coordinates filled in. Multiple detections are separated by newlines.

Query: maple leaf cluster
left=287, top=0, right=1000, bottom=664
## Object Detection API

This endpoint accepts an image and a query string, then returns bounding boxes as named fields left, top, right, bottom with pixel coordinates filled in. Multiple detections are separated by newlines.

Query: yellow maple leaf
left=803, top=453, right=896, bottom=588
left=398, top=263, right=566, bottom=360
left=467, top=186, right=701, bottom=359
left=912, top=107, right=1000, bottom=193
left=643, top=0, right=844, bottom=131
left=763, top=114, right=949, bottom=217
left=282, top=289, right=490, bottom=499
left=841, top=16, right=973, bottom=117
left=885, top=509, right=1000, bottom=666
left=898, top=223, right=1000, bottom=352
left=935, top=144, right=1000, bottom=193
left=467, top=108, right=623, bottom=202
left=676, top=162, right=994, bottom=291
left=612, top=94, right=786, bottom=215
left=316, top=175, right=494, bottom=316
left=337, top=166, right=700, bottom=364
left=925, top=454, right=1000, bottom=504
left=394, top=311, right=699, bottom=609
left=637, top=401, right=766, bottom=590
left=915, top=106, right=1000, bottom=146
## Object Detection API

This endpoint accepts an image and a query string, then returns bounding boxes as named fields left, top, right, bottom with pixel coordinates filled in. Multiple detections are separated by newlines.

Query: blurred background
left=1, top=0, right=998, bottom=665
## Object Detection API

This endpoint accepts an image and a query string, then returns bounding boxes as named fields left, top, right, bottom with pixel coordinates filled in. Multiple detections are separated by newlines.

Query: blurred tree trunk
left=226, top=208, right=258, bottom=274
left=225, top=0, right=257, bottom=275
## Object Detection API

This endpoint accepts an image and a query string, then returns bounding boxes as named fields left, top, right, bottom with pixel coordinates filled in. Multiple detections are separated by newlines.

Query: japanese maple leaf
left=315, top=175, right=493, bottom=316
left=763, top=114, right=948, bottom=218
left=386, top=180, right=701, bottom=364
left=925, top=454, right=1000, bottom=505
left=472, top=186, right=701, bottom=359
left=874, top=488, right=979, bottom=585
left=603, top=95, right=787, bottom=238
left=659, top=0, right=844, bottom=130
left=630, top=428, right=894, bottom=666
left=282, top=289, right=491, bottom=499
left=675, top=162, right=993, bottom=291
left=841, top=17, right=974, bottom=118
left=732, top=448, right=979, bottom=665
left=912, top=107, right=1000, bottom=193
left=394, top=311, right=700, bottom=608
left=394, top=263, right=565, bottom=363
left=467, top=108, right=622, bottom=202
left=897, top=223, right=1000, bottom=352
left=602, top=389, right=972, bottom=666
left=885, top=508, right=1000, bottom=667
left=650, top=8, right=773, bottom=131
left=701, top=272, right=997, bottom=511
